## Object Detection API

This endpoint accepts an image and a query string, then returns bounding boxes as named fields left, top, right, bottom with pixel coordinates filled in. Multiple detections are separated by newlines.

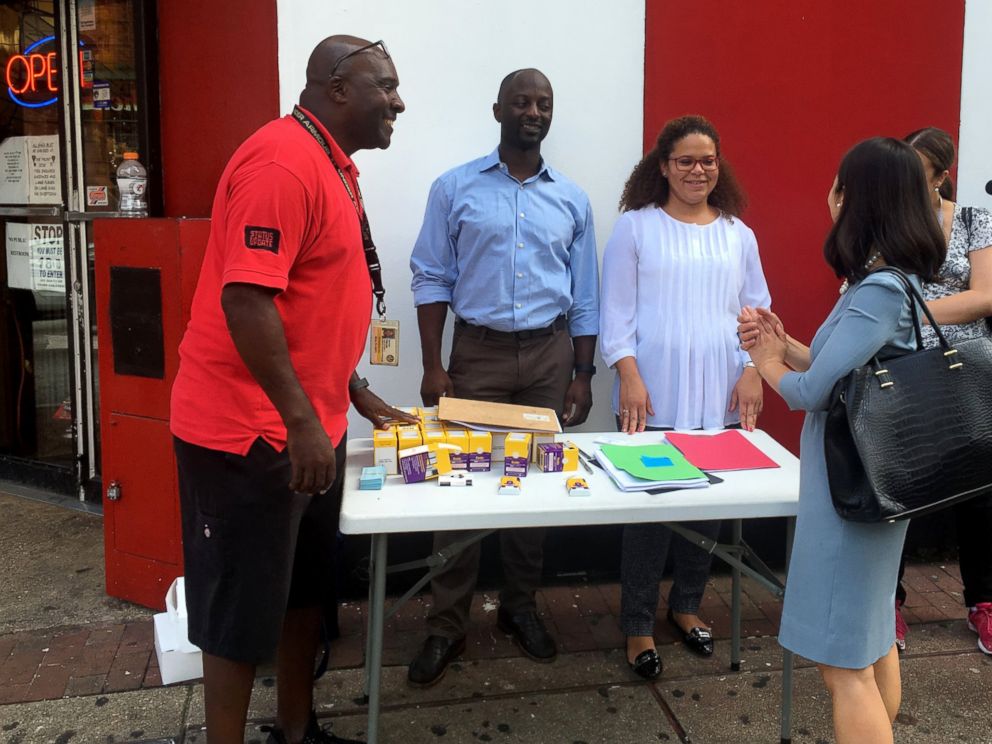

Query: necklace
left=838, top=250, right=882, bottom=295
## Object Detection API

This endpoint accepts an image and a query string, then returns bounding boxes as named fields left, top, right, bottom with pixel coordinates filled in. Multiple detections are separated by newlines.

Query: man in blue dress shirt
left=408, top=68, right=600, bottom=686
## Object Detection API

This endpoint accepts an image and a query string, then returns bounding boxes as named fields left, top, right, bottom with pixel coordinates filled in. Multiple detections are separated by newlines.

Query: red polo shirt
left=170, top=108, right=372, bottom=454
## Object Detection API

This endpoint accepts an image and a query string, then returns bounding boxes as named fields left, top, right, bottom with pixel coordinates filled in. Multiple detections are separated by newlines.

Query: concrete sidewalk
left=1, top=490, right=989, bottom=743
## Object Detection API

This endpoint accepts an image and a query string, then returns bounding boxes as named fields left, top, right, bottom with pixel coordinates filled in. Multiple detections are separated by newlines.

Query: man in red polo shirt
left=170, top=35, right=413, bottom=744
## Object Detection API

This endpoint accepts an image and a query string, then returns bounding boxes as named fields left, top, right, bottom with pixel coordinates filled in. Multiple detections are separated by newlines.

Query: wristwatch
left=743, top=360, right=757, bottom=368
left=349, top=376, right=370, bottom=391
left=574, top=363, right=597, bottom=376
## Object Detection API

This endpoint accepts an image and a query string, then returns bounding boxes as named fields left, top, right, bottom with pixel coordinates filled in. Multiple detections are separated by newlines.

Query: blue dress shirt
left=410, top=149, right=600, bottom=336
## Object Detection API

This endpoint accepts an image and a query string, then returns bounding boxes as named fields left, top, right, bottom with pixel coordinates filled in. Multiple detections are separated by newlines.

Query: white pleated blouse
left=599, top=206, right=771, bottom=429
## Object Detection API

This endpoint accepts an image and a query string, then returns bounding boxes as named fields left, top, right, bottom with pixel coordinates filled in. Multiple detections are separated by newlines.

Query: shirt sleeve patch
left=244, top=226, right=281, bottom=253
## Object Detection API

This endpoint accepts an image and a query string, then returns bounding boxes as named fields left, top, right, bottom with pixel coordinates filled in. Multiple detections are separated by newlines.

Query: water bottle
left=116, top=152, right=148, bottom=216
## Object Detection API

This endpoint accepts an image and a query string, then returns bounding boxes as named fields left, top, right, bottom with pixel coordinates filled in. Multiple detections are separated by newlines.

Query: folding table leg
left=780, top=516, right=796, bottom=744
left=730, top=518, right=743, bottom=672
left=366, top=534, right=388, bottom=744
left=362, top=535, right=375, bottom=700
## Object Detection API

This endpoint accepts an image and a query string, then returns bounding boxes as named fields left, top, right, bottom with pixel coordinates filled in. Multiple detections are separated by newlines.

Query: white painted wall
left=277, top=0, right=645, bottom=435
left=958, top=1, right=992, bottom=206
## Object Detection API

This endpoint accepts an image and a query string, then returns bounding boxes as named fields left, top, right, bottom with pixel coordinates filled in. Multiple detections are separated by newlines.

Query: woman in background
left=892, top=127, right=992, bottom=655
left=600, top=115, right=771, bottom=679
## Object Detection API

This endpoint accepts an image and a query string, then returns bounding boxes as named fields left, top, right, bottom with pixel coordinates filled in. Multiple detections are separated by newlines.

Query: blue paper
left=640, top=455, right=673, bottom=468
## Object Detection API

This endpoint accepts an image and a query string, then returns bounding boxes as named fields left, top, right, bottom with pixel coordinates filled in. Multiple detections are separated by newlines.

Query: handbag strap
left=867, top=265, right=954, bottom=352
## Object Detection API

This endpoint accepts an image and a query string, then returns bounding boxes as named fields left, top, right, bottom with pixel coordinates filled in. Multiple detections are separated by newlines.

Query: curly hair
left=904, top=126, right=956, bottom=201
left=619, top=115, right=747, bottom=216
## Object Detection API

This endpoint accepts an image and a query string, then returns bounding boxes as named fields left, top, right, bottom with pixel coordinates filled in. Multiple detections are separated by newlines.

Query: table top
left=339, top=430, right=800, bottom=535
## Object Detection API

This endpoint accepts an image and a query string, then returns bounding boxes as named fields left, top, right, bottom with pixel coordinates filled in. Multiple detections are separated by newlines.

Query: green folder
left=599, top=443, right=706, bottom=482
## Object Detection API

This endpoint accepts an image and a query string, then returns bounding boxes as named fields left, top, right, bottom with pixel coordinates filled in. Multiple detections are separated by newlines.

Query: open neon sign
left=5, top=35, right=85, bottom=109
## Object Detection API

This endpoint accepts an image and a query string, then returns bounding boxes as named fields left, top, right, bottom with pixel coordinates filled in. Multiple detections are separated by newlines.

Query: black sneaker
left=265, top=711, right=363, bottom=744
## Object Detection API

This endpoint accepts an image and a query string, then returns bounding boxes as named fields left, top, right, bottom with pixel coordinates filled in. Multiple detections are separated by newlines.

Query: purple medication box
left=504, top=456, right=529, bottom=478
left=537, top=443, right=564, bottom=472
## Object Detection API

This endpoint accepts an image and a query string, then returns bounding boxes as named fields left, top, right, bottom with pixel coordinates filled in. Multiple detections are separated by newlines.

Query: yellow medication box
left=467, top=430, right=493, bottom=472
left=397, top=427, right=423, bottom=450
left=504, top=432, right=531, bottom=477
left=372, top=429, right=399, bottom=475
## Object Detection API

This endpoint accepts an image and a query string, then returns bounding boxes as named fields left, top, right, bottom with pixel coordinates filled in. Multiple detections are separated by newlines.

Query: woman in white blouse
left=600, top=115, right=771, bottom=679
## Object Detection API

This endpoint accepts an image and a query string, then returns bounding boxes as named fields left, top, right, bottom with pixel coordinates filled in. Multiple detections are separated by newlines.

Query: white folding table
left=340, top=429, right=800, bottom=744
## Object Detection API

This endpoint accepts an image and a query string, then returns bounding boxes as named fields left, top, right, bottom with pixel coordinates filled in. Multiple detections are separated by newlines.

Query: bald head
left=305, top=34, right=374, bottom=85
left=497, top=68, right=551, bottom=104
left=298, top=35, right=404, bottom=156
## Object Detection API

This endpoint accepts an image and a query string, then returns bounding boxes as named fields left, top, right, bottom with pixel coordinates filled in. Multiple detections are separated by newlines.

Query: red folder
left=666, top=430, right=779, bottom=471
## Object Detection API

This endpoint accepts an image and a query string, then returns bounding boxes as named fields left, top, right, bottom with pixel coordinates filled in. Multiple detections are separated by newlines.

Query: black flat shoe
left=667, top=609, right=714, bottom=657
left=497, top=607, right=557, bottom=662
left=407, top=634, right=466, bottom=687
left=627, top=647, right=663, bottom=680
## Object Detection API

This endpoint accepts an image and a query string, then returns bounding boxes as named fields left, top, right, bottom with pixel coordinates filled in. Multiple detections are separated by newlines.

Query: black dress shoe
left=627, top=647, right=663, bottom=680
left=407, top=634, right=466, bottom=687
left=667, top=609, right=714, bottom=657
left=265, top=711, right=364, bottom=743
left=496, top=607, right=557, bottom=662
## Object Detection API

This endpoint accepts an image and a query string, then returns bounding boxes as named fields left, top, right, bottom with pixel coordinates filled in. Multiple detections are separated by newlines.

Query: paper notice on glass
left=79, top=0, right=97, bottom=30
left=0, top=137, right=29, bottom=204
left=5, top=222, right=32, bottom=290
left=4, top=222, right=65, bottom=292
left=27, top=136, right=61, bottom=203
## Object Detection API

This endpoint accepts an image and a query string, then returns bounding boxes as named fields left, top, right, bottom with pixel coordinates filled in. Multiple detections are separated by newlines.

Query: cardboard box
left=467, top=430, right=492, bottom=472
left=561, top=442, right=579, bottom=472
left=531, top=432, right=556, bottom=463
left=153, top=577, right=203, bottom=684
left=504, top=432, right=531, bottom=477
left=438, top=397, right=561, bottom=433
left=537, top=442, right=564, bottom=472
left=399, top=443, right=455, bottom=483
left=445, top=429, right=470, bottom=470
left=373, top=429, right=399, bottom=475
left=397, top=426, right=423, bottom=450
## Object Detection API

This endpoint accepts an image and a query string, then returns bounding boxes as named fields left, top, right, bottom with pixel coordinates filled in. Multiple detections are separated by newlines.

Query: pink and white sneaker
left=895, top=599, right=908, bottom=652
left=967, top=602, right=992, bottom=656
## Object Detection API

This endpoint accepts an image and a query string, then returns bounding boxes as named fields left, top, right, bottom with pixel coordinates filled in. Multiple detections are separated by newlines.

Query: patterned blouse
left=921, top=204, right=992, bottom=348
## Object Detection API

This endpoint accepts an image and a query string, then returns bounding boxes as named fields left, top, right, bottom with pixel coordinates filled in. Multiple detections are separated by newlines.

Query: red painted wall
left=644, top=0, right=966, bottom=453
left=157, top=0, right=281, bottom=217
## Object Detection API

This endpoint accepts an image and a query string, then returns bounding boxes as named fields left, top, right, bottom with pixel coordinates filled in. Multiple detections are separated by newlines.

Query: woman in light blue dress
left=738, top=138, right=946, bottom=744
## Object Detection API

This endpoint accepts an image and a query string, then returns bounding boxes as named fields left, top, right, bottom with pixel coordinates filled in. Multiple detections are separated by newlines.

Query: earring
left=836, top=201, right=842, bottom=208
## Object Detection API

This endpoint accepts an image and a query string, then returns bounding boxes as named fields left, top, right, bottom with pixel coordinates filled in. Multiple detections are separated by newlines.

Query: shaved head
left=497, top=68, right=551, bottom=104
left=305, top=34, right=372, bottom=85
left=297, top=34, right=404, bottom=156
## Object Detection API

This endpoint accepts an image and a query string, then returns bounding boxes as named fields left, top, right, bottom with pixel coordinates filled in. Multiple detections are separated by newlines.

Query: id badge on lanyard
left=370, top=318, right=400, bottom=366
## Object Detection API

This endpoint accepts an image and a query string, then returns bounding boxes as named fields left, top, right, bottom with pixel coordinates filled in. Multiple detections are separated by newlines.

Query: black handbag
left=824, top=266, right=992, bottom=522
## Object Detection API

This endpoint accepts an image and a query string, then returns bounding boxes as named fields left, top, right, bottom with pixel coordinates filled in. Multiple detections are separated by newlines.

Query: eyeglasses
left=329, top=40, right=390, bottom=79
left=668, top=156, right=720, bottom=172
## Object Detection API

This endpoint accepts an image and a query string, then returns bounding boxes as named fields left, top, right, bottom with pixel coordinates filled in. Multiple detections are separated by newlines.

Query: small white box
left=153, top=577, right=203, bottom=684
left=153, top=612, right=203, bottom=685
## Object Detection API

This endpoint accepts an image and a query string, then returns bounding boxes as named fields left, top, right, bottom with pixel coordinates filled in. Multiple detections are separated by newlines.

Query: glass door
left=1, top=2, right=76, bottom=493
left=1, top=0, right=158, bottom=498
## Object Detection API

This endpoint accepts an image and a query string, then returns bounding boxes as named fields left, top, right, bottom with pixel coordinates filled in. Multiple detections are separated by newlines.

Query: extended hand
left=351, top=386, right=419, bottom=430
left=737, top=306, right=786, bottom=350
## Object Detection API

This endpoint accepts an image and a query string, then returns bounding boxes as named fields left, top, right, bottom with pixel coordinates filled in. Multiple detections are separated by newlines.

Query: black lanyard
left=292, top=105, right=387, bottom=317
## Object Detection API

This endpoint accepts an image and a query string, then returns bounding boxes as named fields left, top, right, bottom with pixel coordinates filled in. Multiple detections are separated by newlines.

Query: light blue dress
left=777, top=270, right=919, bottom=669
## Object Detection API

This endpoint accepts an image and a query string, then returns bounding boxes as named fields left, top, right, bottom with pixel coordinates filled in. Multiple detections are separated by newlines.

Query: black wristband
left=573, top=363, right=596, bottom=376
left=349, top=376, right=370, bottom=391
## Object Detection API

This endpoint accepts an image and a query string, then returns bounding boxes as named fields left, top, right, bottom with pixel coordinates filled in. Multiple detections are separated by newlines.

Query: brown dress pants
left=426, top=321, right=574, bottom=639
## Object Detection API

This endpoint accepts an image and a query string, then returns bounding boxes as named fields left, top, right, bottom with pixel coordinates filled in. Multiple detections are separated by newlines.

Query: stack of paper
left=595, top=443, right=710, bottom=492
